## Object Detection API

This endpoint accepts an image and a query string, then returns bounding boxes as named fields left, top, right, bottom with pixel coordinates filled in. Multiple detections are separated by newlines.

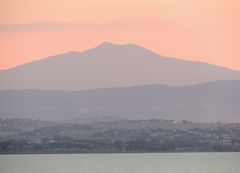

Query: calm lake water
left=0, top=152, right=239, bottom=173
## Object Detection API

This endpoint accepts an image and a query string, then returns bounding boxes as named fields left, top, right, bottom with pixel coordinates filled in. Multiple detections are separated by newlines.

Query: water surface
left=0, top=152, right=239, bottom=173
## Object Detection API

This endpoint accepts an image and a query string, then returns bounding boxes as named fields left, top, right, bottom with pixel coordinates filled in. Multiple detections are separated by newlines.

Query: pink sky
left=0, top=0, right=239, bottom=70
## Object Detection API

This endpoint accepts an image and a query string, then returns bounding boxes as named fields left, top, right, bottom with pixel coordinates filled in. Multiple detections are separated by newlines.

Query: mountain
left=1, top=80, right=240, bottom=122
left=0, top=42, right=240, bottom=90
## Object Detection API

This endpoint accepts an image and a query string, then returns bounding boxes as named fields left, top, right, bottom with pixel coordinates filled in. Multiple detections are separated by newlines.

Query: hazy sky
left=0, top=0, right=239, bottom=70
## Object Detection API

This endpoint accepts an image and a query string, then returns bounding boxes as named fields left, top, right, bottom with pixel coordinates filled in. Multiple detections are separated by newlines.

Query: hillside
left=0, top=42, right=240, bottom=90
left=0, top=80, right=239, bottom=122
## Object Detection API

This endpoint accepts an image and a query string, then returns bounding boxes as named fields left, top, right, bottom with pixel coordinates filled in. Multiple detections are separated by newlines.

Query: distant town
left=0, top=118, right=240, bottom=154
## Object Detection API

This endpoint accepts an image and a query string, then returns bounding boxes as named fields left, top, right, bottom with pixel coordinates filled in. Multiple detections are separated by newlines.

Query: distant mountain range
left=1, top=80, right=239, bottom=122
left=0, top=42, right=240, bottom=90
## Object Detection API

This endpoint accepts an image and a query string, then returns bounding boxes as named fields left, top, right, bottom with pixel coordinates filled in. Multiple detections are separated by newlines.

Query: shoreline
left=1, top=150, right=240, bottom=155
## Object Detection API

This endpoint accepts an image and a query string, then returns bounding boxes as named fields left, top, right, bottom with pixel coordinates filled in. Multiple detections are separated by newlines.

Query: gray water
left=0, top=153, right=239, bottom=173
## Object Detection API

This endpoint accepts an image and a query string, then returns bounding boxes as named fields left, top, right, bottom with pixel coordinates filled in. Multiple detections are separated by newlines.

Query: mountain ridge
left=4, top=42, right=239, bottom=72
left=0, top=80, right=239, bottom=122
left=0, top=42, right=240, bottom=90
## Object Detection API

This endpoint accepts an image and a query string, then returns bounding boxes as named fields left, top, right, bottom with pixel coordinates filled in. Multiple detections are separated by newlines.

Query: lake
left=0, top=152, right=239, bottom=173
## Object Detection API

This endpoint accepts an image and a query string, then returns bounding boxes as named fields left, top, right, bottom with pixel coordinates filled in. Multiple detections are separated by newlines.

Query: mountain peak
left=95, top=42, right=147, bottom=52
left=99, top=41, right=117, bottom=47
left=1, top=42, right=240, bottom=91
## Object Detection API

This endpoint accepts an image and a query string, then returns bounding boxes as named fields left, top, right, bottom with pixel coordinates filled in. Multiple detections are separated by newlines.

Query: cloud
left=0, top=20, right=140, bottom=32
